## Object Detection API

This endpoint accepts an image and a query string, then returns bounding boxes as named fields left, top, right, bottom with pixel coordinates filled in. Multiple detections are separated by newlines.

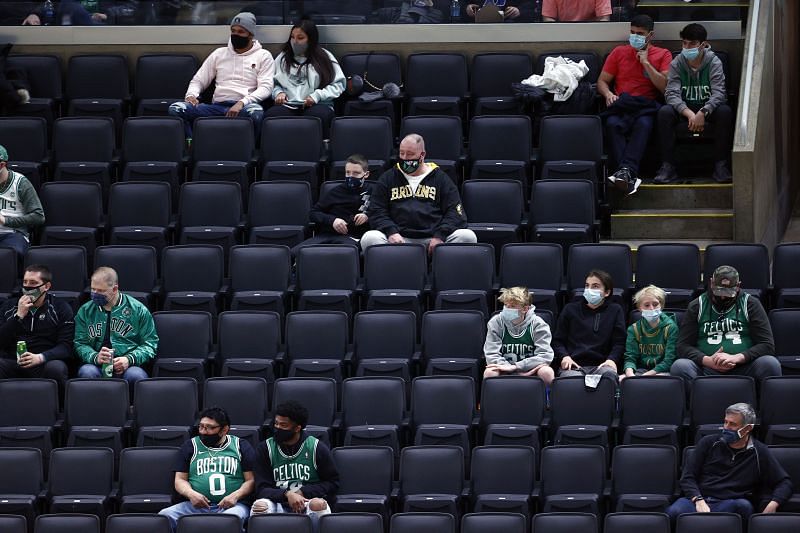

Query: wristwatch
left=700, top=108, right=710, bottom=117
left=692, top=495, right=704, bottom=503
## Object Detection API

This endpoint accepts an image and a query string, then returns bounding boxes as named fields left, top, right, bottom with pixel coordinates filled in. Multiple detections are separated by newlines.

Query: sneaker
left=653, top=162, right=680, bottom=184
left=625, top=176, right=642, bottom=196
left=607, top=167, right=633, bottom=192
left=712, top=160, right=732, bottom=183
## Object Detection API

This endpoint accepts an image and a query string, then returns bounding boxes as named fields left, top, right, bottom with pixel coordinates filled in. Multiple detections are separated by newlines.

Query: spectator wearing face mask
left=551, top=269, right=627, bottom=382
left=168, top=11, right=274, bottom=141
left=265, top=17, right=345, bottom=139
left=291, top=154, right=373, bottom=255
left=483, top=286, right=555, bottom=385
left=671, top=265, right=781, bottom=389
left=620, top=285, right=678, bottom=381
left=361, top=134, right=477, bottom=255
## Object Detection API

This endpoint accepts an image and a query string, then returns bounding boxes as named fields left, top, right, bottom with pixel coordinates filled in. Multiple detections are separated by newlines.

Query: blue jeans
left=666, top=497, right=754, bottom=522
left=159, top=501, right=250, bottom=532
left=168, top=100, right=264, bottom=139
left=605, top=113, right=655, bottom=174
left=0, top=231, right=29, bottom=258
left=77, top=363, right=148, bottom=385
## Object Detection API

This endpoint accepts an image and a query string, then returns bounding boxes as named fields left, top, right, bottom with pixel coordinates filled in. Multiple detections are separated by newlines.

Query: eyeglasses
left=198, top=423, right=221, bottom=431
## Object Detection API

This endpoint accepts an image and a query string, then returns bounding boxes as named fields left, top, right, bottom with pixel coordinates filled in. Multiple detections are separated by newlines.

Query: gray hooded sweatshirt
left=483, top=307, right=554, bottom=372
left=664, top=46, right=727, bottom=115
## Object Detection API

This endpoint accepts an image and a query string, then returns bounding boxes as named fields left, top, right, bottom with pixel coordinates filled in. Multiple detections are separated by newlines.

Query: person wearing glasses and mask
left=159, top=406, right=257, bottom=532
left=73, top=266, right=158, bottom=389
left=251, top=400, right=339, bottom=530
left=0, top=264, right=74, bottom=387
left=671, top=265, right=781, bottom=390
left=666, top=403, right=791, bottom=522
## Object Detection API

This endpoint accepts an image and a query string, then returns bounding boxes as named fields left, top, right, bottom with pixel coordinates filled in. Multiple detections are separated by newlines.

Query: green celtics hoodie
left=623, top=313, right=678, bottom=373
left=664, top=46, right=727, bottom=114
left=73, top=292, right=158, bottom=367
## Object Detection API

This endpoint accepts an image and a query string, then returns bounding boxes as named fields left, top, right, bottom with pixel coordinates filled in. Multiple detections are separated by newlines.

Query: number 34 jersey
left=180, top=435, right=256, bottom=504
left=696, top=292, right=753, bottom=355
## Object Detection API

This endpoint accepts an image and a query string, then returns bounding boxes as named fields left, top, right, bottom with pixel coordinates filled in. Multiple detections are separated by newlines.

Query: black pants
left=657, top=103, right=734, bottom=165
left=0, top=357, right=69, bottom=384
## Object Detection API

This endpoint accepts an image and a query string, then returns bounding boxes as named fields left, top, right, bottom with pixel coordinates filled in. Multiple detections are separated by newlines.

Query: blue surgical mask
left=681, top=47, right=700, bottom=61
left=641, top=308, right=662, bottom=321
left=399, top=158, right=421, bottom=175
left=629, top=33, right=647, bottom=50
left=501, top=307, right=521, bottom=322
left=720, top=425, right=748, bottom=445
left=91, top=292, right=109, bottom=307
left=583, top=288, right=604, bottom=306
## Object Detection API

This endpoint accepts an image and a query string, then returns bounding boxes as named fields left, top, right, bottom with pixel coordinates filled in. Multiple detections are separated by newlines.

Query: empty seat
left=247, top=181, right=311, bottom=247
left=108, top=181, right=172, bottom=259
left=550, top=375, right=616, bottom=451
left=342, top=377, right=406, bottom=454
left=328, top=116, right=393, bottom=179
left=175, top=513, right=242, bottom=533
left=399, top=445, right=464, bottom=516
left=421, top=310, right=486, bottom=389
left=768, top=447, right=800, bottom=512
left=462, top=513, right=527, bottom=533
left=0, top=379, right=60, bottom=464
left=529, top=180, right=597, bottom=262
left=134, top=378, right=198, bottom=447
left=228, top=245, right=292, bottom=315
left=135, top=54, right=198, bottom=116
left=604, top=512, right=670, bottom=533
left=499, top=243, right=563, bottom=315
left=247, top=514, right=313, bottom=533
left=0, top=117, right=48, bottom=189
left=363, top=243, right=427, bottom=318
left=217, top=311, right=281, bottom=390
left=34, top=514, right=101, bottom=533
left=675, top=513, right=742, bottom=533
left=431, top=244, right=495, bottom=318
left=471, top=446, right=536, bottom=517
left=468, top=115, right=532, bottom=187
left=285, top=311, right=349, bottom=383
left=532, top=512, right=599, bottom=533
left=470, top=53, right=532, bottom=115
left=461, top=180, right=524, bottom=262
left=47, top=447, right=114, bottom=519
left=64, top=378, right=128, bottom=459
left=405, top=53, right=468, bottom=118
left=410, top=376, right=476, bottom=461
left=190, top=117, right=256, bottom=204
left=178, top=181, right=243, bottom=256
left=0, top=248, right=18, bottom=302
left=760, top=376, right=800, bottom=445
left=38, top=181, right=103, bottom=261
left=749, top=513, right=800, bottom=533
left=107, top=514, right=172, bottom=533
left=161, top=245, right=225, bottom=317
left=773, top=243, right=800, bottom=309
left=52, top=117, right=115, bottom=197
left=295, top=245, right=360, bottom=317
left=770, top=309, right=800, bottom=375
left=540, top=446, right=606, bottom=514
left=353, top=311, right=417, bottom=382
left=152, top=311, right=214, bottom=383
left=390, top=513, right=455, bottom=533
left=66, top=54, right=130, bottom=135
left=611, top=445, right=676, bottom=512
left=319, top=513, right=384, bottom=533
left=480, top=375, right=546, bottom=453
left=537, top=115, right=604, bottom=187
left=619, top=375, right=685, bottom=447
left=259, top=117, right=323, bottom=201
left=331, top=446, right=394, bottom=524
left=0, top=447, right=44, bottom=527
left=118, top=447, right=180, bottom=513
left=5, top=54, right=63, bottom=132
left=0, top=515, right=27, bottom=533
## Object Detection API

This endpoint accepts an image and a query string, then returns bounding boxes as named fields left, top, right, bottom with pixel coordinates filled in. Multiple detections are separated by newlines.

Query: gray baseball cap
left=711, top=265, right=740, bottom=297
left=230, top=12, right=257, bottom=35
left=0, top=144, right=8, bottom=162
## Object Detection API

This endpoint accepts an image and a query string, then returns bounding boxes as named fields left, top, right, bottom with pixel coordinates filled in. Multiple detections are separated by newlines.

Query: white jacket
left=272, top=48, right=345, bottom=107
left=522, top=56, right=589, bottom=101
left=186, top=39, right=275, bottom=105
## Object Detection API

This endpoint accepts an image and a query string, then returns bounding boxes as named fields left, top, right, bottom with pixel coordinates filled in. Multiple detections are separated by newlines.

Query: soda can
left=102, top=348, right=115, bottom=378
left=16, top=341, right=27, bottom=362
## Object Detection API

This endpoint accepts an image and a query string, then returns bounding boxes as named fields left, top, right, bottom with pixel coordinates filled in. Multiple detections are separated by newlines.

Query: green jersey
left=266, top=435, right=320, bottom=491
left=500, top=323, right=536, bottom=364
left=188, top=435, right=246, bottom=504
left=696, top=293, right=753, bottom=356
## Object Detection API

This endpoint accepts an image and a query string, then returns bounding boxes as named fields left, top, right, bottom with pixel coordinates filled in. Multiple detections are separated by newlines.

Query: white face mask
left=583, top=288, right=604, bottom=305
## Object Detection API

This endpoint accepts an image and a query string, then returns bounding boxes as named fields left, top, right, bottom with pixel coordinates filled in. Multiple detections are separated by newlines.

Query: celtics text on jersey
left=267, top=435, right=320, bottom=492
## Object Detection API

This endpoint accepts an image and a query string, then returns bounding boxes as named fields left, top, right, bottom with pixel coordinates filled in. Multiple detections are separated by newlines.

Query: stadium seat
left=65, top=54, right=130, bottom=136
left=773, top=243, right=800, bottom=309
left=461, top=180, right=525, bottom=263
left=38, top=181, right=103, bottom=262
left=410, top=376, right=476, bottom=461
left=363, top=243, right=427, bottom=319
left=399, top=445, right=464, bottom=515
left=760, top=376, right=800, bottom=445
left=259, top=116, right=323, bottom=200
left=352, top=311, right=416, bottom=382
left=328, top=116, right=393, bottom=179
left=634, top=243, right=702, bottom=309
left=285, top=311, right=349, bottom=382
left=5, top=54, right=63, bottom=132
left=470, top=52, right=532, bottom=116
left=342, top=377, right=406, bottom=455
left=675, top=513, right=742, bottom=533
left=768, top=446, right=800, bottom=512
left=107, top=182, right=172, bottom=259
left=161, top=245, right=226, bottom=317
left=34, top=514, right=100, bottom=533
left=690, top=375, right=756, bottom=442
left=203, top=377, right=269, bottom=447
left=177, top=181, right=243, bottom=257
left=480, top=375, right=546, bottom=454
left=107, top=513, right=172, bottom=533
left=0, top=447, right=44, bottom=528
left=175, top=513, right=241, bottom=533
left=0, top=248, right=17, bottom=302
left=271, top=378, right=338, bottom=446
left=499, top=243, right=563, bottom=315
left=537, top=115, right=604, bottom=188
left=94, top=245, right=159, bottom=310
left=390, top=512, right=455, bottom=533
left=529, top=180, right=597, bottom=263
left=0, top=379, right=59, bottom=465
left=405, top=53, right=468, bottom=118
left=769, top=309, right=800, bottom=374
left=470, top=445, right=536, bottom=516
left=749, top=513, right=800, bottom=533
left=431, top=244, right=495, bottom=318
left=134, top=54, right=198, bottom=116
left=228, top=245, right=292, bottom=316
left=331, top=446, right=394, bottom=524
left=339, top=52, right=402, bottom=130
left=461, top=512, right=527, bottom=533
left=319, top=513, right=384, bottom=533
left=420, top=311, right=486, bottom=386
left=295, top=245, right=360, bottom=317
left=118, top=447, right=180, bottom=513
left=247, top=514, right=312, bottom=533
left=611, top=445, right=676, bottom=512
left=133, top=378, right=198, bottom=447
left=550, top=375, right=616, bottom=452
left=247, top=181, right=311, bottom=247
left=0, top=117, right=48, bottom=189
left=0, top=515, right=27, bottom=533
left=703, top=243, right=770, bottom=303
left=152, top=311, right=215, bottom=384
left=540, top=445, right=606, bottom=513
left=468, top=115, right=532, bottom=188
left=47, top=447, right=114, bottom=519
left=217, top=311, right=281, bottom=390
left=399, top=115, right=464, bottom=185
left=64, top=379, right=128, bottom=459
left=535, top=51, right=602, bottom=84
left=52, top=117, right=115, bottom=198
left=532, top=512, right=599, bottom=533
left=604, top=512, right=670, bottom=533
left=190, top=117, right=256, bottom=205
left=619, top=375, right=685, bottom=447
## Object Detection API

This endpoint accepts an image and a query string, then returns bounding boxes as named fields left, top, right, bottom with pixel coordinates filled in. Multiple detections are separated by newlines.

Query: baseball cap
left=230, top=12, right=257, bottom=35
left=711, top=265, right=740, bottom=297
left=0, top=144, right=8, bottom=162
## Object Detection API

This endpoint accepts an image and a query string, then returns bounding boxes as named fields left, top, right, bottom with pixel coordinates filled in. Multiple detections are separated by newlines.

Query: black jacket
left=310, top=182, right=372, bottom=238
left=0, top=293, right=75, bottom=361
left=368, top=164, right=468, bottom=239
left=551, top=298, right=627, bottom=367
left=682, top=434, right=792, bottom=505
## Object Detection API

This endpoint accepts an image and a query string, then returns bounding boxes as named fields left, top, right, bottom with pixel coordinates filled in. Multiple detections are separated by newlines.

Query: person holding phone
left=0, top=264, right=74, bottom=388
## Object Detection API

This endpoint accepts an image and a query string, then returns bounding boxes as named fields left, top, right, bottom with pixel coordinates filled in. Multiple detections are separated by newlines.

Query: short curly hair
left=274, top=400, right=309, bottom=428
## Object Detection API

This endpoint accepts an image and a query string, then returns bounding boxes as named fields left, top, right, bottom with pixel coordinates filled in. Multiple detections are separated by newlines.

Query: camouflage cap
left=0, top=144, right=7, bottom=162
left=711, top=265, right=740, bottom=297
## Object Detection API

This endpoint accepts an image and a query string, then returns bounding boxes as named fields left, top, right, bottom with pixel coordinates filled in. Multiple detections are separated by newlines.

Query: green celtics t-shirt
left=187, top=435, right=246, bottom=504
left=696, top=293, right=753, bottom=356
left=267, top=435, right=320, bottom=491
left=500, top=323, right=535, bottom=364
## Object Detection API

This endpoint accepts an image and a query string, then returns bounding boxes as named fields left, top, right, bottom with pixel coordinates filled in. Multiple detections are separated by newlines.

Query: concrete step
left=611, top=182, right=733, bottom=210
left=610, top=209, right=734, bottom=240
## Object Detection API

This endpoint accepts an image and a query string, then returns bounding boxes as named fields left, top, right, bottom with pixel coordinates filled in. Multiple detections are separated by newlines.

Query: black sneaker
left=712, top=160, right=732, bottom=183
left=653, top=162, right=680, bottom=184
left=608, top=167, right=633, bottom=192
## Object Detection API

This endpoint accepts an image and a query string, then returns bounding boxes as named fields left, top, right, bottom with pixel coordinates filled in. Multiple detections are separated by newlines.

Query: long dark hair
left=279, top=17, right=334, bottom=88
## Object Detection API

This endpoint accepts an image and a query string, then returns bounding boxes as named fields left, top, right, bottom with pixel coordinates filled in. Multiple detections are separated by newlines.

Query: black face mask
left=230, top=34, right=250, bottom=50
left=712, top=294, right=736, bottom=311
left=273, top=427, right=297, bottom=444
left=199, top=433, right=223, bottom=448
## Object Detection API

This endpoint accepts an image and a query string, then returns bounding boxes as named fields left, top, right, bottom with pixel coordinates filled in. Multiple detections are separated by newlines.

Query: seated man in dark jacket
left=0, top=264, right=74, bottom=387
left=361, top=133, right=476, bottom=255
left=666, top=402, right=792, bottom=521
